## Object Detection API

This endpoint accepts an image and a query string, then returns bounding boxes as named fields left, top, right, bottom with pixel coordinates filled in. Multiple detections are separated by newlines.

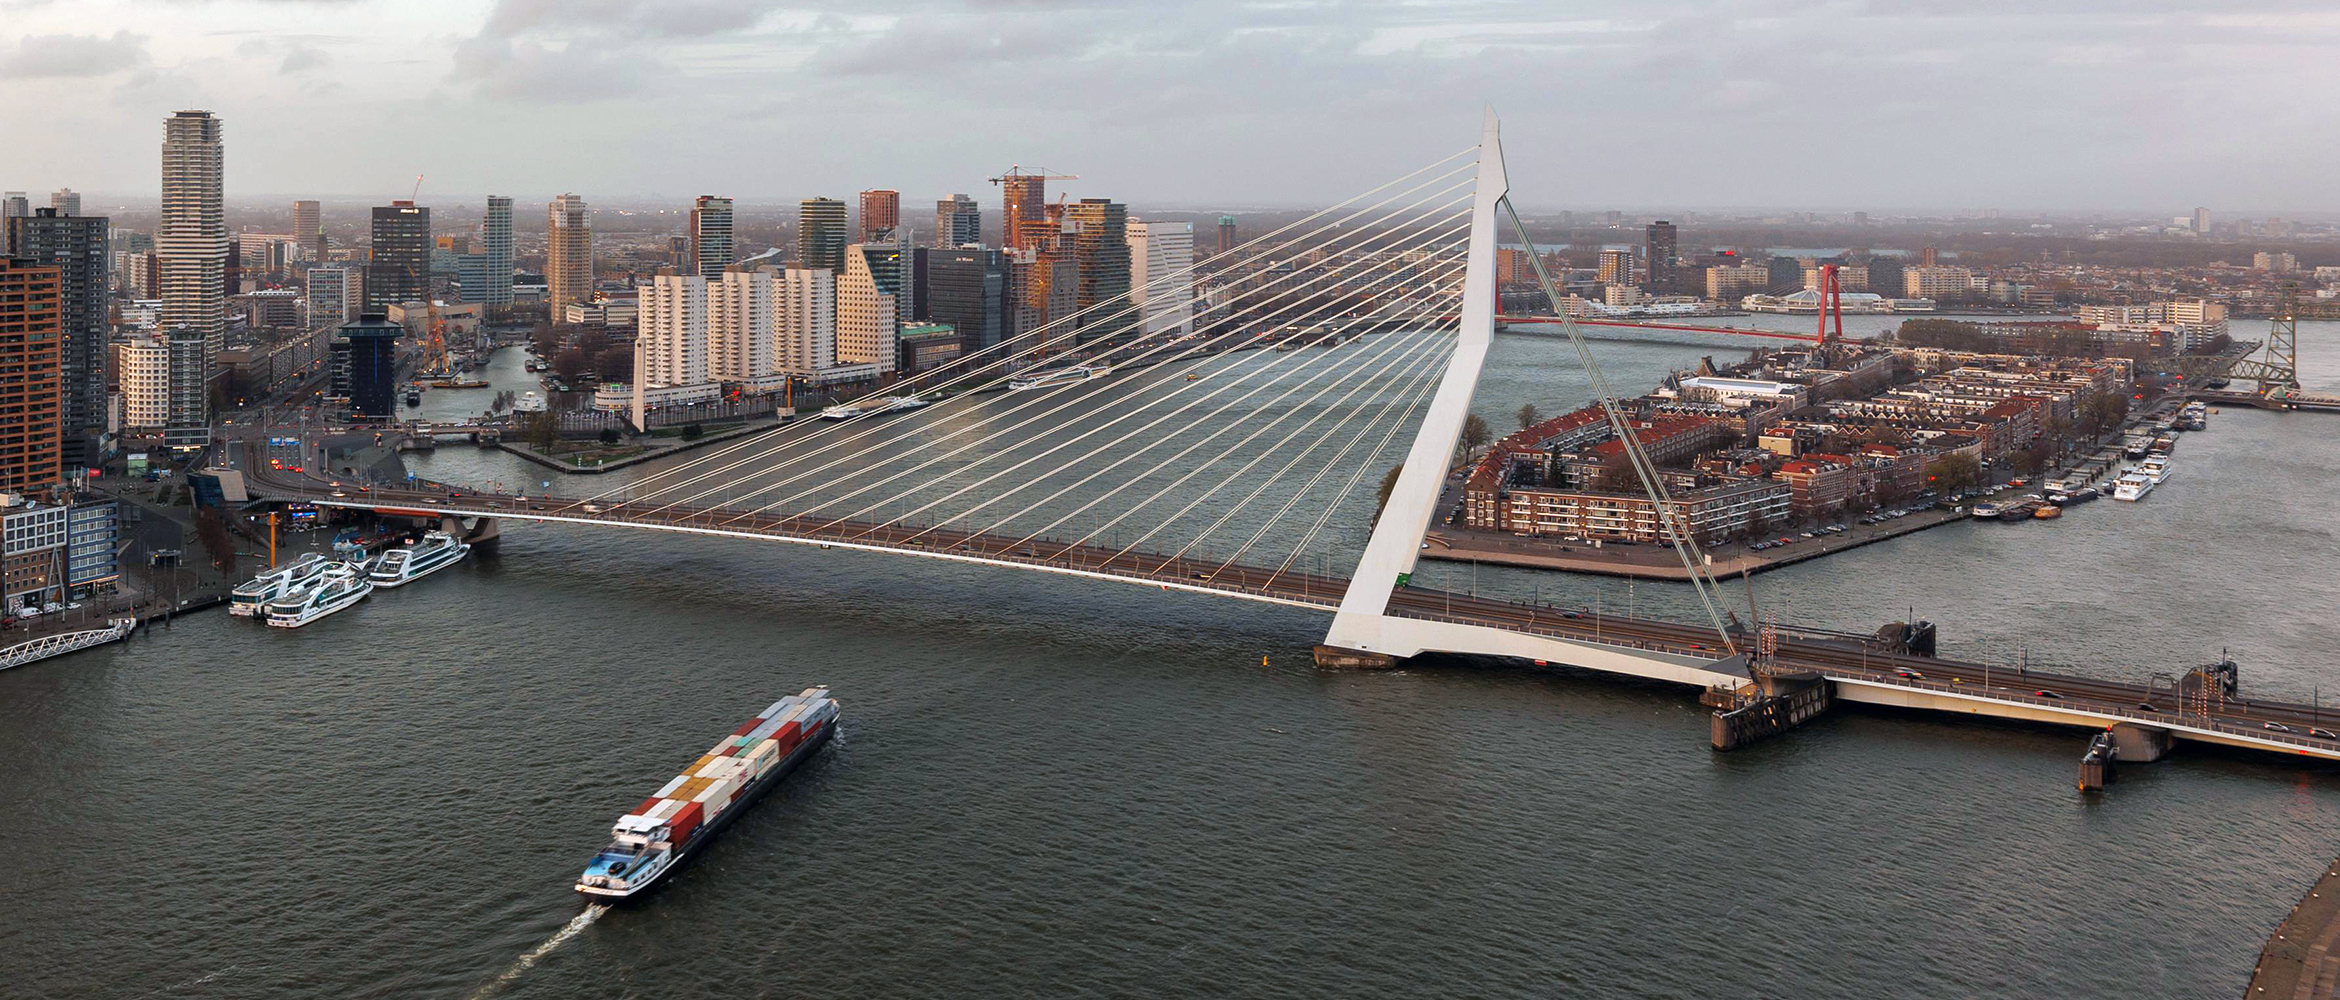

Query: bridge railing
left=1823, top=666, right=2340, bottom=752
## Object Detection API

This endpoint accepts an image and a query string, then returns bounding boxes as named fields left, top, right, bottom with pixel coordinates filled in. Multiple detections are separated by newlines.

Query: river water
left=6, top=319, right=2338, bottom=998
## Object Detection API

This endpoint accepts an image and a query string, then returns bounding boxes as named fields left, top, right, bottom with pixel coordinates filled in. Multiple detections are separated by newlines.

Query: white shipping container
left=695, top=777, right=738, bottom=804
left=654, top=775, right=689, bottom=799
left=758, top=697, right=799, bottom=719
left=696, top=757, right=747, bottom=779
left=647, top=799, right=684, bottom=822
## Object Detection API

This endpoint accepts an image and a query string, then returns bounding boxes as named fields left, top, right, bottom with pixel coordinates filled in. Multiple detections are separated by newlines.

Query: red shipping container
left=731, top=718, right=761, bottom=737
left=668, top=801, right=705, bottom=843
left=773, top=721, right=800, bottom=748
left=633, top=797, right=661, bottom=816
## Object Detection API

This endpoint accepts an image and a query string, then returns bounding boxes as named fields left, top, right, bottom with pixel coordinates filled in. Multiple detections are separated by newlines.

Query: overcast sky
left=2, top=0, right=2337, bottom=214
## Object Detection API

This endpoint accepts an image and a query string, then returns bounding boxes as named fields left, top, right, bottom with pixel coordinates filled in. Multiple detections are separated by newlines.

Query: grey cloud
left=280, top=45, right=326, bottom=73
left=0, top=30, right=149, bottom=78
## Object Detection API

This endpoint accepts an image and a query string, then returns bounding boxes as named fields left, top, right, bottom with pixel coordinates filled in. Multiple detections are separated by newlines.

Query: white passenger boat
left=368, top=531, right=469, bottom=588
left=512, top=390, right=548, bottom=413
left=264, top=562, right=375, bottom=628
left=2139, top=454, right=2171, bottom=485
left=825, top=395, right=930, bottom=420
left=230, top=553, right=329, bottom=617
left=2112, top=470, right=2153, bottom=501
left=1007, top=365, right=1101, bottom=392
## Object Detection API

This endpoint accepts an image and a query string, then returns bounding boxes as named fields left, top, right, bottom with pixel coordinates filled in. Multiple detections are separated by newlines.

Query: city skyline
left=3, top=3, right=2340, bottom=212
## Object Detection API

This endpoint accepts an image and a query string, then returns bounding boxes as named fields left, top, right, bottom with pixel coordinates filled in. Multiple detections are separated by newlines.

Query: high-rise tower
left=49, top=189, right=80, bottom=217
left=6, top=209, right=108, bottom=468
left=1644, top=220, right=1677, bottom=292
left=0, top=260, right=62, bottom=490
left=480, top=195, right=514, bottom=307
left=935, top=194, right=980, bottom=248
left=546, top=193, right=591, bottom=310
left=1002, top=175, right=1046, bottom=251
left=364, top=201, right=429, bottom=313
left=689, top=195, right=734, bottom=281
left=1063, top=199, right=1132, bottom=344
left=858, top=189, right=900, bottom=242
left=798, top=198, right=848, bottom=273
left=291, top=199, right=323, bottom=261
left=158, top=110, right=226, bottom=362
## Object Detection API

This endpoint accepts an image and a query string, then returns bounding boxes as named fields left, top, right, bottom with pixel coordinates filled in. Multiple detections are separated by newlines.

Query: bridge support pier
left=1710, top=671, right=1834, bottom=751
left=2109, top=723, right=2173, bottom=763
left=2079, top=731, right=2118, bottom=791
left=443, top=516, right=499, bottom=551
left=1312, top=645, right=1401, bottom=670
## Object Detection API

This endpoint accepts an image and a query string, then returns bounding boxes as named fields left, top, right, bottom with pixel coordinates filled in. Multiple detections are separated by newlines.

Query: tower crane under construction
left=989, top=165, right=1078, bottom=250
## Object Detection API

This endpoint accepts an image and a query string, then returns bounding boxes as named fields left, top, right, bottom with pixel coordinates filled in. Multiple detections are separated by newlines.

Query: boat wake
left=470, top=904, right=607, bottom=999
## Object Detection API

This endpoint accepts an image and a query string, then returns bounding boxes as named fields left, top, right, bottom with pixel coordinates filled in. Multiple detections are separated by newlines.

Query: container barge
left=575, top=686, right=839, bottom=900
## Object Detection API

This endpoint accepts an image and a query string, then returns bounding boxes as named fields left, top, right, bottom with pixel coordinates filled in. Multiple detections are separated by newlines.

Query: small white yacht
left=512, top=390, right=548, bottom=413
left=264, top=562, right=375, bottom=628
left=2139, top=454, right=2171, bottom=485
left=368, top=531, right=470, bottom=588
left=2112, top=469, right=2154, bottom=502
left=1007, top=365, right=1101, bottom=392
left=230, top=553, right=329, bottom=617
left=820, top=395, right=928, bottom=421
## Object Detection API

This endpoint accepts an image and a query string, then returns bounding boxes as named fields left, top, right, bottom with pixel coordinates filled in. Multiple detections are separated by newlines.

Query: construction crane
left=986, top=164, right=1079, bottom=187
left=989, top=165, right=1079, bottom=249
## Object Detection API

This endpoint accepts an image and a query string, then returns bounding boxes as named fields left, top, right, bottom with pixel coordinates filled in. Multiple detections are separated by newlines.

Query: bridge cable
left=944, top=284, right=1463, bottom=554
left=1500, top=196, right=1739, bottom=653
left=615, top=181, right=1479, bottom=520
left=846, top=257, right=1474, bottom=545
left=1201, top=333, right=1454, bottom=580
left=694, top=207, right=1479, bottom=526
left=1092, top=310, right=1464, bottom=566
left=1261, top=345, right=1451, bottom=595
left=553, top=149, right=1480, bottom=513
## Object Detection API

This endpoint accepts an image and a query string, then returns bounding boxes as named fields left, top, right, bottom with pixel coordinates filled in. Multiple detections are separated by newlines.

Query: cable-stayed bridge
left=243, top=112, right=2340, bottom=771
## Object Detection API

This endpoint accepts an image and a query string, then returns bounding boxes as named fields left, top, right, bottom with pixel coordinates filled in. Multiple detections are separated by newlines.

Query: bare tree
left=1515, top=403, right=1541, bottom=430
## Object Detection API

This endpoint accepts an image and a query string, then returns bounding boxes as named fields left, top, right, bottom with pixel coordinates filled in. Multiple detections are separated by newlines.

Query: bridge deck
left=250, top=454, right=2340, bottom=762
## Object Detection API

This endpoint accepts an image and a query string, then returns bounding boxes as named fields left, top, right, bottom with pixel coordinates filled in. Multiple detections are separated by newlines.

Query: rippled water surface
left=6, top=320, right=2339, bottom=998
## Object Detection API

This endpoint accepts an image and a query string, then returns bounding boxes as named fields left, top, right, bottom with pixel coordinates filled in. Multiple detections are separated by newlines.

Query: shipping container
left=731, top=718, right=762, bottom=737
left=647, top=798, right=684, bottom=823
left=634, top=796, right=662, bottom=815
left=654, top=775, right=689, bottom=799
left=694, top=776, right=738, bottom=804
left=668, top=801, right=705, bottom=843
left=675, top=776, right=713, bottom=800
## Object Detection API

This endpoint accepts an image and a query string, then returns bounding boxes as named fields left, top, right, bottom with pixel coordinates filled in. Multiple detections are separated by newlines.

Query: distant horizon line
left=26, top=191, right=2340, bottom=223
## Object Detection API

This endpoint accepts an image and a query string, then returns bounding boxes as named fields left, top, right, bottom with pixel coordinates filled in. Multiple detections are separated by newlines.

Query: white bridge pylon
left=1319, top=110, right=1739, bottom=683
